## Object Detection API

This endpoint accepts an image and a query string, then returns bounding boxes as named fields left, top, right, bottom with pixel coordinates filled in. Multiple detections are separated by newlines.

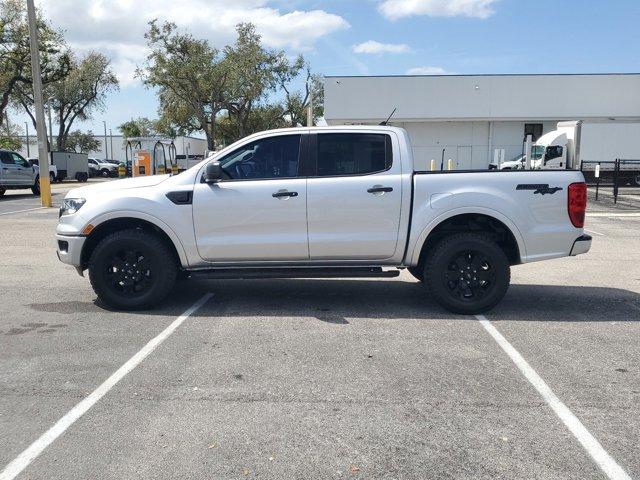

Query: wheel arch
left=409, top=209, right=525, bottom=270
left=80, top=212, right=188, bottom=269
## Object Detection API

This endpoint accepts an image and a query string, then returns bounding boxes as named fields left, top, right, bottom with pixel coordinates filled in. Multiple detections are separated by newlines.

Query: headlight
left=59, top=198, right=86, bottom=217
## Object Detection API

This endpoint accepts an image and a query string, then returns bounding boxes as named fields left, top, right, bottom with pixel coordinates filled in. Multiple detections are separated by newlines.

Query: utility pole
left=25, top=122, right=30, bottom=157
left=47, top=99, right=53, bottom=150
left=109, top=128, right=113, bottom=160
left=103, top=120, right=108, bottom=159
left=26, top=0, right=52, bottom=207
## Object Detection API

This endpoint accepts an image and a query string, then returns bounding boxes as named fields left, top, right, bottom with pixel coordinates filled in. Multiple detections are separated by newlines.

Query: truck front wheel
left=88, top=229, right=178, bottom=310
left=32, top=176, right=40, bottom=195
left=424, top=232, right=510, bottom=315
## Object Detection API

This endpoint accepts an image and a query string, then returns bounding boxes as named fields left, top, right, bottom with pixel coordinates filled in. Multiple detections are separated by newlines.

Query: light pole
left=103, top=120, right=108, bottom=159
left=109, top=128, right=113, bottom=161
left=26, top=0, right=52, bottom=207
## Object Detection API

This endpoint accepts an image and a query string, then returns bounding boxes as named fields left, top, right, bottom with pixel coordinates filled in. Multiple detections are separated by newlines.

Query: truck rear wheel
left=88, top=229, right=178, bottom=310
left=424, top=232, right=510, bottom=315
left=0, top=187, right=5, bottom=197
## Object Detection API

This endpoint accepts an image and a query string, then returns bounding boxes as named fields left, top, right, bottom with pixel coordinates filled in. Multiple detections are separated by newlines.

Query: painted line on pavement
left=586, top=212, right=640, bottom=217
left=0, top=207, right=47, bottom=216
left=476, top=315, right=631, bottom=480
left=0, top=293, right=214, bottom=480
left=585, top=228, right=605, bottom=237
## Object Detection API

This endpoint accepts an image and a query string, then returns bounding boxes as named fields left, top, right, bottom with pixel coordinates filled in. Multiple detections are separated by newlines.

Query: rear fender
left=408, top=206, right=526, bottom=266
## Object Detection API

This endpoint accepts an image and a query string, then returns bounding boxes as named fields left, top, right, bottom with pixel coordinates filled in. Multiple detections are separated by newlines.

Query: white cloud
left=37, top=0, right=349, bottom=87
left=406, top=66, right=452, bottom=75
left=379, top=0, right=498, bottom=20
left=352, top=40, right=410, bottom=54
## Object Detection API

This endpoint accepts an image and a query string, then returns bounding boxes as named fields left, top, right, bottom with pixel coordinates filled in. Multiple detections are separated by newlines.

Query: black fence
left=580, top=159, right=640, bottom=203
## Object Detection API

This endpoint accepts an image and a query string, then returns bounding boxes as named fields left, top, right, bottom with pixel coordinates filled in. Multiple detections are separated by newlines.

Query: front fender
left=86, top=210, right=190, bottom=267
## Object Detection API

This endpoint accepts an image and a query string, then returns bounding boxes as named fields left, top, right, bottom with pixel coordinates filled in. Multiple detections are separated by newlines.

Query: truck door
left=11, top=153, right=35, bottom=184
left=0, top=151, right=20, bottom=185
left=192, top=133, right=309, bottom=262
left=306, top=132, right=402, bottom=260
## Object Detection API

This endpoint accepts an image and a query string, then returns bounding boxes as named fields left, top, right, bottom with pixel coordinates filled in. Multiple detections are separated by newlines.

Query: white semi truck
left=496, top=121, right=640, bottom=186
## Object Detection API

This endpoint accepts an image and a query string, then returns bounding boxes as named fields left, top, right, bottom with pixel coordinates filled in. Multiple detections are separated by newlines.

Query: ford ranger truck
left=55, top=126, right=591, bottom=314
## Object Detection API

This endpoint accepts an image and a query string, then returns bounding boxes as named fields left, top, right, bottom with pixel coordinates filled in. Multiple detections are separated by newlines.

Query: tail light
left=568, top=182, right=587, bottom=228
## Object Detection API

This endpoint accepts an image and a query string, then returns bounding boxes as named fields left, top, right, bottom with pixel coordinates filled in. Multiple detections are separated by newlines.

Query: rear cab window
left=315, top=133, right=392, bottom=176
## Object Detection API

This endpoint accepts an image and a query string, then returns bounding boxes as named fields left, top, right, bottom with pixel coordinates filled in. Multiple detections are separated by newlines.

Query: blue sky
left=17, top=0, right=640, bottom=138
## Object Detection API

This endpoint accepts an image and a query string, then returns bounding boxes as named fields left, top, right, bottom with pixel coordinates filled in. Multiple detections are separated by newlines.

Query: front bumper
left=56, top=234, right=86, bottom=267
left=570, top=234, right=592, bottom=256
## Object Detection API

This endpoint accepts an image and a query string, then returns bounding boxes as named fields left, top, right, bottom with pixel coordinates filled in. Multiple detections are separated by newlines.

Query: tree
left=223, top=24, right=292, bottom=138
left=65, top=129, right=100, bottom=153
left=0, top=111, right=21, bottom=150
left=118, top=117, right=157, bottom=138
left=276, top=61, right=324, bottom=127
left=0, top=0, right=70, bottom=126
left=138, top=20, right=229, bottom=150
left=16, top=52, right=118, bottom=151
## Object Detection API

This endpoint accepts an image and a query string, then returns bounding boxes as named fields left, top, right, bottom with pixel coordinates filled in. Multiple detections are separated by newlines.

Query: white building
left=17, top=134, right=208, bottom=163
left=324, top=74, right=640, bottom=170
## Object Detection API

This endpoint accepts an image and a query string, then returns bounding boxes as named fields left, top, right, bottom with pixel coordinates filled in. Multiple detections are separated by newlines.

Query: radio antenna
left=379, top=107, right=397, bottom=126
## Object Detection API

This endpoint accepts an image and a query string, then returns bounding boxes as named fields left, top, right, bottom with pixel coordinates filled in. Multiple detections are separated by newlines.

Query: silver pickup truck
left=56, top=126, right=591, bottom=314
left=0, top=149, right=41, bottom=196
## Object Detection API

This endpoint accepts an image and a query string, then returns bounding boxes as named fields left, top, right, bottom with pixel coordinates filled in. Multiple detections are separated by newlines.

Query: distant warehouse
left=323, top=73, right=640, bottom=170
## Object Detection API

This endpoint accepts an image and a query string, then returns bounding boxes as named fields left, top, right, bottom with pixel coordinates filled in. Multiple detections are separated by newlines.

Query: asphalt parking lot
left=0, top=184, right=639, bottom=479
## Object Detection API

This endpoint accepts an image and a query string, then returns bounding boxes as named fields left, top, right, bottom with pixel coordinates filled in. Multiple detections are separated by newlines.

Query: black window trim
left=308, top=132, right=394, bottom=179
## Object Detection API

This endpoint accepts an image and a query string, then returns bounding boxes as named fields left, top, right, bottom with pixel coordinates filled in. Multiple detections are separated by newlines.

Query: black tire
left=407, top=266, right=424, bottom=282
left=424, top=232, right=510, bottom=315
left=77, top=172, right=88, bottom=182
left=32, top=176, right=40, bottom=195
left=633, top=174, right=640, bottom=187
left=88, top=229, right=178, bottom=310
left=0, top=187, right=5, bottom=197
left=100, top=168, right=111, bottom=178
left=49, top=172, right=55, bottom=183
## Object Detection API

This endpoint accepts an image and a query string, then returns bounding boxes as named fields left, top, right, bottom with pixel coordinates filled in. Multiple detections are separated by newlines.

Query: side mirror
left=203, top=161, right=222, bottom=183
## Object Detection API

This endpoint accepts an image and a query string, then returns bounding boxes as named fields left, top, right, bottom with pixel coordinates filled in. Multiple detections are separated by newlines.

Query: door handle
left=272, top=191, right=298, bottom=198
left=367, top=186, right=393, bottom=194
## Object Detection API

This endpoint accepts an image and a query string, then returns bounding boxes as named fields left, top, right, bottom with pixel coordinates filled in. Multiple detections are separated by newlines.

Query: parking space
left=0, top=203, right=638, bottom=479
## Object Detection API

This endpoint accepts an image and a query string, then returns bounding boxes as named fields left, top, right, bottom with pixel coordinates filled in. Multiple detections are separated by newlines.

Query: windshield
left=509, top=145, right=544, bottom=163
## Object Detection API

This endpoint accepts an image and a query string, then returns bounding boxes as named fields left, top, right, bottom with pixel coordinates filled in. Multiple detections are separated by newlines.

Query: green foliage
left=1, top=0, right=70, bottom=127
left=139, top=21, right=323, bottom=148
left=15, top=51, right=118, bottom=150
left=118, top=117, right=180, bottom=139
left=0, top=135, right=21, bottom=151
left=65, top=129, right=100, bottom=153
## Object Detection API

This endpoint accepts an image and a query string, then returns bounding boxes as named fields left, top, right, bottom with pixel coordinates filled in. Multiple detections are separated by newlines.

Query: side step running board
left=188, top=267, right=400, bottom=280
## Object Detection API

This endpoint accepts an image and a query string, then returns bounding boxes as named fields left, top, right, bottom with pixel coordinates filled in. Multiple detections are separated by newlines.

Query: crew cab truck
left=56, top=126, right=591, bottom=314
left=0, top=149, right=41, bottom=196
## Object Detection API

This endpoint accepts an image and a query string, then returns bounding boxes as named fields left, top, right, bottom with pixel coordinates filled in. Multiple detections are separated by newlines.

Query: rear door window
left=316, top=133, right=392, bottom=176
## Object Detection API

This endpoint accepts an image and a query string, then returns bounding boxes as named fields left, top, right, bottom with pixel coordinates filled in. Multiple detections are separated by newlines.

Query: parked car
left=56, top=126, right=590, bottom=314
left=1, top=149, right=40, bottom=196
left=88, top=158, right=117, bottom=178
left=28, top=158, right=58, bottom=183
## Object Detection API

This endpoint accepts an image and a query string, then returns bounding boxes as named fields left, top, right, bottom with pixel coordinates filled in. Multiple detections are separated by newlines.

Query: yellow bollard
left=430, top=159, right=436, bottom=171
left=171, top=164, right=179, bottom=175
left=447, top=158, right=453, bottom=171
left=118, top=164, right=126, bottom=178
left=157, top=164, right=166, bottom=175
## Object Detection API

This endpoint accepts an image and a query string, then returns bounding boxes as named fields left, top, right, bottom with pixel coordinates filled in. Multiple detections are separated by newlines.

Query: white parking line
left=587, top=212, right=640, bottom=217
left=476, top=315, right=631, bottom=480
left=0, top=293, right=213, bottom=480
left=585, top=228, right=605, bottom=237
left=0, top=207, right=47, bottom=216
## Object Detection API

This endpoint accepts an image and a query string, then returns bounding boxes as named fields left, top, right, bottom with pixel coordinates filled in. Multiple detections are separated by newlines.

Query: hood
left=65, top=175, right=170, bottom=199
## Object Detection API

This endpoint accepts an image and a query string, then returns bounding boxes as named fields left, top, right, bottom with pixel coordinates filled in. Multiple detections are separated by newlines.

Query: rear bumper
left=570, top=234, right=592, bottom=256
left=56, top=234, right=85, bottom=267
